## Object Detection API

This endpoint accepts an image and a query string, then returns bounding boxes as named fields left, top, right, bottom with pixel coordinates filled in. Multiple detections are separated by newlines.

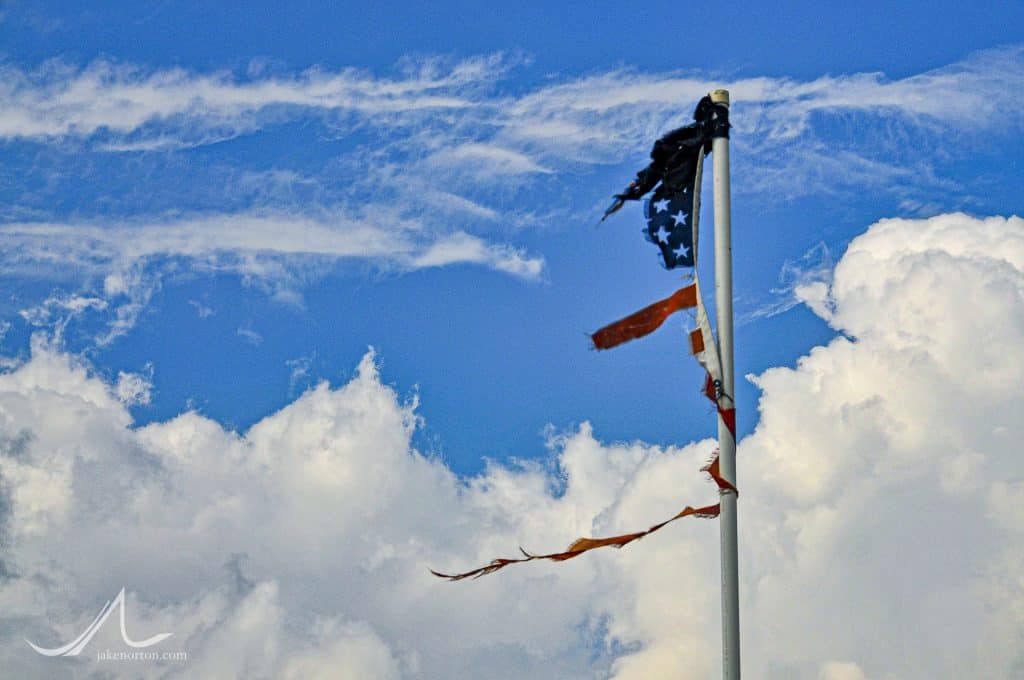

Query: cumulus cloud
left=0, top=212, right=1022, bottom=678
left=740, top=213, right=1024, bottom=678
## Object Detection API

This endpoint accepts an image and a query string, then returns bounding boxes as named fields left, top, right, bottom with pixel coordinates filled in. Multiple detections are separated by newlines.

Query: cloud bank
left=0, top=212, right=1021, bottom=678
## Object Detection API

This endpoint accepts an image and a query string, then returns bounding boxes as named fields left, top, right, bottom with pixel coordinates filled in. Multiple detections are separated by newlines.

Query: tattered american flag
left=644, top=182, right=696, bottom=269
left=432, top=145, right=738, bottom=581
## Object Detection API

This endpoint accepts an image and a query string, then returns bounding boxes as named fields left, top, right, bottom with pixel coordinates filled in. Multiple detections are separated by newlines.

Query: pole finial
left=710, top=89, right=730, bottom=107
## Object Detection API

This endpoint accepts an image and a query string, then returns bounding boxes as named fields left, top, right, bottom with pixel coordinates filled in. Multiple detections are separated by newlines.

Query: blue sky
left=4, top=1, right=1022, bottom=474
left=2, top=3, right=1024, bottom=678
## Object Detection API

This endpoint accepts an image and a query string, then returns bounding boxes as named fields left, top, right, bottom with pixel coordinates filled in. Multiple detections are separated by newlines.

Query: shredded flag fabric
left=690, top=283, right=719, bottom=380
left=591, top=284, right=697, bottom=350
left=602, top=95, right=728, bottom=269
left=430, top=454, right=735, bottom=581
left=434, top=96, right=736, bottom=584
left=687, top=281, right=737, bottom=439
left=591, top=152, right=708, bottom=352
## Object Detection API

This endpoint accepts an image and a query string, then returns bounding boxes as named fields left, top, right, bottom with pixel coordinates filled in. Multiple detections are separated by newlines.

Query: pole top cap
left=709, top=89, right=730, bottom=106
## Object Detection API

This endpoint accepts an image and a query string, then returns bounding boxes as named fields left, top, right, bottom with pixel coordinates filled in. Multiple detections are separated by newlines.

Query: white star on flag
left=653, top=198, right=670, bottom=213
left=673, top=243, right=690, bottom=259
left=672, top=210, right=688, bottom=226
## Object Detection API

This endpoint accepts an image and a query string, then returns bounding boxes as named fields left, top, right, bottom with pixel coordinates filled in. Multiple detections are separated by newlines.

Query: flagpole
left=710, top=88, right=740, bottom=680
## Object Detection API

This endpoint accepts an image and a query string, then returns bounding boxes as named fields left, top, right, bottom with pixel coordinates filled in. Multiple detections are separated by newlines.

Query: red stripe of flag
left=431, top=455, right=730, bottom=581
left=591, top=285, right=697, bottom=350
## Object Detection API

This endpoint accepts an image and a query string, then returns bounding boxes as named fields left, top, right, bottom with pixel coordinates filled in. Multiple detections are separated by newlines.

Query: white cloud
left=0, top=336, right=718, bottom=678
left=0, top=213, right=545, bottom=280
left=495, top=47, right=1024, bottom=178
left=0, top=211, right=545, bottom=341
left=1, top=213, right=1022, bottom=677
left=4, top=47, right=1021, bottom=188
left=115, top=368, right=152, bottom=406
left=741, top=242, right=836, bottom=324
left=425, top=143, right=554, bottom=178
left=0, top=55, right=517, bottom=141
left=4, top=48, right=1022, bottom=343
left=15, top=264, right=160, bottom=347
left=188, top=300, right=215, bottom=319
left=236, top=327, right=263, bottom=347
left=410, top=231, right=544, bottom=279
left=1, top=213, right=433, bottom=265
left=740, top=213, right=1024, bottom=677
left=281, top=618, right=402, bottom=680
left=818, top=661, right=867, bottom=680
left=285, top=355, right=314, bottom=397
left=19, top=293, right=107, bottom=327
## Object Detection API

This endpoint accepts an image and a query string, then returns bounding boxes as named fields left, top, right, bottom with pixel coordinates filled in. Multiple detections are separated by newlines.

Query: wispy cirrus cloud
left=496, top=46, right=1024, bottom=198
left=4, top=47, right=1022, bottom=168
left=423, top=143, right=554, bottom=179
left=3, top=46, right=1022, bottom=343
left=738, top=242, right=836, bottom=325
left=0, top=53, right=515, bottom=143
left=0, top=211, right=542, bottom=278
left=3, top=211, right=544, bottom=343
left=4, top=47, right=1019, bottom=226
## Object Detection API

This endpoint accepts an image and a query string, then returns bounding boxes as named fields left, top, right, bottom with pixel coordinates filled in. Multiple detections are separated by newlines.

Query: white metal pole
left=710, top=88, right=740, bottom=680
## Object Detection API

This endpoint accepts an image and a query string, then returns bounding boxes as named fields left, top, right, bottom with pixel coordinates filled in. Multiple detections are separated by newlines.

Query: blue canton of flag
left=643, top=183, right=694, bottom=269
